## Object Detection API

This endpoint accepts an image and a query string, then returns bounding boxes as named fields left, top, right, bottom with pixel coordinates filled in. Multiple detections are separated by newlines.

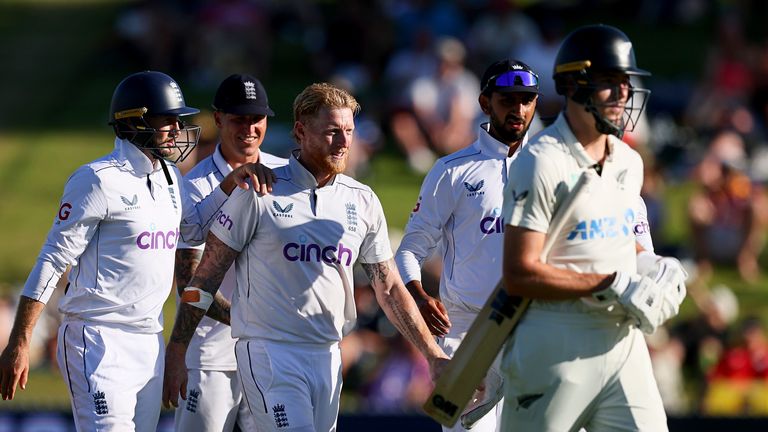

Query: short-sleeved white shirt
left=634, top=196, right=654, bottom=253
left=24, top=139, right=188, bottom=333
left=210, top=154, right=393, bottom=344
left=179, top=145, right=286, bottom=370
left=396, top=125, right=526, bottom=311
left=502, top=114, right=644, bottom=312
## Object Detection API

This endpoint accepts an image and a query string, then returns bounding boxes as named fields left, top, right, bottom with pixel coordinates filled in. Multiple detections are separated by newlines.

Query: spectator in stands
left=390, top=37, right=481, bottom=173
left=688, top=129, right=768, bottom=283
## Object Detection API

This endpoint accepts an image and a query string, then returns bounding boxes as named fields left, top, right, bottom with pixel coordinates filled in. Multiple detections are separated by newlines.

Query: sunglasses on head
left=484, top=70, right=539, bottom=92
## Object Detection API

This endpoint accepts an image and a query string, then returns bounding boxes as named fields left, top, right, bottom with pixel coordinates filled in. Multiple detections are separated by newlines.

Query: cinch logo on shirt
left=283, top=242, right=354, bottom=266
left=480, top=216, right=505, bottom=234
left=480, top=207, right=505, bottom=234
left=464, top=180, right=485, bottom=197
left=136, top=227, right=179, bottom=249
left=215, top=210, right=234, bottom=230
left=566, top=209, right=635, bottom=241
left=634, top=219, right=650, bottom=236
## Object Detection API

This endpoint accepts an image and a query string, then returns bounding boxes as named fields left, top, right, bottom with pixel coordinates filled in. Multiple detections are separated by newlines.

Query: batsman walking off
left=396, top=59, right=540, bottom=431
left=500, top=25, right=687, bottom=431
left=163, top=82, right=449, bottom=432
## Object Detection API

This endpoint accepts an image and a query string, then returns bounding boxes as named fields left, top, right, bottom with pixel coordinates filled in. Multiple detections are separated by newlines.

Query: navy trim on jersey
left=234, top=344, right=255, bottom=417
left=247, top=341, right=268, bottom=413
left=444, top=149, right=481, bottom=165
left=82, top=325, right=91, bottom=393
left=62, top=325, right=76, bottom=399
left=445, top=214, right=456, bottom=280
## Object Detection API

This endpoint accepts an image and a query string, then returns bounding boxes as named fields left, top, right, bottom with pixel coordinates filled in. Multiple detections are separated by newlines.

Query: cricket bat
left=423, top=169, right=597, bottom=427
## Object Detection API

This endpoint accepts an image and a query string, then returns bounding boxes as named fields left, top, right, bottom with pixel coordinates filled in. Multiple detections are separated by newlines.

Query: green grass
left=0, top=131, right=112, bottom=285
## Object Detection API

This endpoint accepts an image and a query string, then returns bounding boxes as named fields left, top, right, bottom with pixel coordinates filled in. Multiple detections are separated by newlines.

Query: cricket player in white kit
left=172, top=74, right=287, bottom=432
left=396, top=59, right=540, bottom=431
left=163, top=83, right=449, bottom=431
left=0, top=71, right=273, bottom=432
left=500, top=25, right=687, bottom=431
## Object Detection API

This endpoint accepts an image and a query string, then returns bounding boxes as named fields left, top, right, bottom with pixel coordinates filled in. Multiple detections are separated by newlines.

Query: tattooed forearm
left=206, top=292, right=231, bottom=326
left=362, top=262, right=389, bottom=285
left=169, top=233, right=239, bottom=344
left=175, top=249, right=203, bottom=295
left=188, top=233, right=240, bottom=297
left=368, top=260, right=439, bottom=358
left=169, top=304, right=206, bottom=345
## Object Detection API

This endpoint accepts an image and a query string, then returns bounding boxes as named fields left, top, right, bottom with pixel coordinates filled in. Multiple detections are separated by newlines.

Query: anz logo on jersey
left=480, top=207, right=504, bottom=234
left=566, top=208, right=635, bottom=241
left=283, top=235, right=354, bottom=266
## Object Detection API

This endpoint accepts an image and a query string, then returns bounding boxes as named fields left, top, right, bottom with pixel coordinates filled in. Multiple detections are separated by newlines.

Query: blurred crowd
left=3, top=0, right=768, bottom=418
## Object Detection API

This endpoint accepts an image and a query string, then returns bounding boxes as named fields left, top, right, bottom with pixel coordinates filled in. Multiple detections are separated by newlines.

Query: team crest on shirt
left=93, top=391, right=108, bottom=415
left=121, top=194, right=140, bottom=211
left=272, top=201, right=294, bottom=218
left=464, top=180, right=485, bottom=197
left=346, top=202, right=358, bottom=232
left=272, top=403, right=289, bottom=428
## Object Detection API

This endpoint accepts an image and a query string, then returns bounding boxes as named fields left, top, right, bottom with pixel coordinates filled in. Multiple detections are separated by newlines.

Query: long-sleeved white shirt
left=22, top=139, right=227, bottom=333
left=395, top=125, right=526, bottom=311
left=179, top=144, right=286, bottom=370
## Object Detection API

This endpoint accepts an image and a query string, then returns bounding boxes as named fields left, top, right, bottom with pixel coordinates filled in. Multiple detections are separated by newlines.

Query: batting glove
left=636, top=252, right=687, bottom=325
left=592, top=271, right=663, bottom=334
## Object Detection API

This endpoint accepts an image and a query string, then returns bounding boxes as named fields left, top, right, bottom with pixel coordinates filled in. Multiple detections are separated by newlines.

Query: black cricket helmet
left=553, top=24, right=650, bottom=138
left=109, top=71, right=201, bottom=163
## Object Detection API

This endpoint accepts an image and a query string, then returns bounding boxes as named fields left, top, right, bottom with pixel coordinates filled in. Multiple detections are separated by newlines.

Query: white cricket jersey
left=210, top=154, right=393, bottom=344
left=179, top=144, right=286, bottom=370
left=502, top=114, right=644, bottom=313
left=22, top=139, right=226, bottom=333
left=396, top=125, right=526, bottom=311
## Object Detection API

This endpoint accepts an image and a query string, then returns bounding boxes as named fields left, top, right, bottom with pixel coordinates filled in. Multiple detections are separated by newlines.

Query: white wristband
left=181, top=286, right=214, bottom=311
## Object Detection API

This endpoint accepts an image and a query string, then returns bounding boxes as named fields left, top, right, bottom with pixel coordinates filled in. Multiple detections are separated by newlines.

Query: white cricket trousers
left=56, top=320, right=163, bottom=432
left=440, top=301, right=503, bottom=432
left=235, top=338, right=342, bottom=432
left=501, top=309, right=668, bottom=432
left=174, top=369, right=256, bottom=432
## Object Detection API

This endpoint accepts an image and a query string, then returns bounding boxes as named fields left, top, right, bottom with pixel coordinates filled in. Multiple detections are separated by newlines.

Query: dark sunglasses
left=484, top=70, right=539, bottom=92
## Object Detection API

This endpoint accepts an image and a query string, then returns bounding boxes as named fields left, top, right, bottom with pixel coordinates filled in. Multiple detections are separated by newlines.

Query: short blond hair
left=292, top=83, right=360, bottom=140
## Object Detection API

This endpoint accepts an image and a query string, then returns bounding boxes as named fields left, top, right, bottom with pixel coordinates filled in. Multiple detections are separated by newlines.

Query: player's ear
left=294, top=121, right=305, bottom=142
left=213, top=111, right=223, bottom=129
left=479, top=93, right=491, bottom=115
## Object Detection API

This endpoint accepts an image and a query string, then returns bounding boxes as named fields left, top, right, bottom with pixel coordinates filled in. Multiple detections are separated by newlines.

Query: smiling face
left=215, top=112, right=267, bottom=166
left=294, top=106, right=355, bottom=186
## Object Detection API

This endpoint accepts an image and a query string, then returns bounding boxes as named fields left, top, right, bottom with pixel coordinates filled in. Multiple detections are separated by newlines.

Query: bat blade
left=422, top=169, right=597, bottom=427
left=423, top=284, right=530, bottom=426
